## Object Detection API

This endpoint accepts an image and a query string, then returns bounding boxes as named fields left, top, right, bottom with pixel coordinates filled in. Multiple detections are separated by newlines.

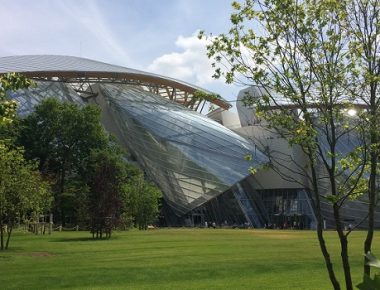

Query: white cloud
left=148, top=31, right=219, bottom=86
left=147, top=31, right=244, bottom=105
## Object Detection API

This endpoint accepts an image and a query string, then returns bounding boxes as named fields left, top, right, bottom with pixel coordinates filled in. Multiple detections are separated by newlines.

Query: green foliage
left=0, top=73, right=33, bottom=128
left=60, top=179, right=89, bottom=227
left=118, top=212, right=134, bottom=230
left=17, top=96, right=161, bottom=236
left=200, top=0, right=380, bottom=288
left=18, top=98, right=109, bottom=225
left=86, top=149, right=161, bottom=234
left=189, top=90, right=221, bottom=110
left=192, top=90, right=220, bottom=102
left=0, top=73, right=33, bottom=147
left=86, top=149, right=137, bottom=238
left=123, top=174, right=162, bottom=230
left=248, top=166, right=257, bottom=175
left=201, top=0, right=368, bottom=205
left=0, top=73, right=51, bottom=250
left=0, top=145, right=51, bottom=250
left=19, top=98, right=108, bottom=174
left=243, top=154, right=252, bottom=161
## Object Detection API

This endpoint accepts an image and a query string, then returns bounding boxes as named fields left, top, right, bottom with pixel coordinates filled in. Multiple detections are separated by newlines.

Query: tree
left=201, top=1, right=377, bottom=289
left=0, top=146, right=51, bottom=250
left=124, top=174, right=162, bottom=230
left=344, top=0, right=380, bottom=278
left=85, top=146, right=160, bottom=236
left=17, top=96, right=159, bottom=234
left=18, top=98, right=109, bottom=225
left=0, top=73, right=50, bottom=250
left=87, top=150, right=132, bottom=238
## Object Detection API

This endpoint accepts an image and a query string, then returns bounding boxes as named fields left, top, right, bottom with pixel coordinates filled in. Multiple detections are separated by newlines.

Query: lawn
left=0, top=228, right=377, bottom=289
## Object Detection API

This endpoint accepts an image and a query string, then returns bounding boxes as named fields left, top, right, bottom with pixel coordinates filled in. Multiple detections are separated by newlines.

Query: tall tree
left=201, top=1, right=375, bottom=289
left=87, top=150, right=132, bottom=238
left=0, top=73, right=50, bottom=250
left=18, top=98, right=109, bottom=225
left=345, top=0, right=380, bottom=278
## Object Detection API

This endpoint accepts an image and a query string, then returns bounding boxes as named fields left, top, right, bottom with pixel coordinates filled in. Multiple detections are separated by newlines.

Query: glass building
left=2, top=55, right=378, bottom=229
left=96, top=83, right=267, bottom=217
left=0, top=55, right=268, bottom=227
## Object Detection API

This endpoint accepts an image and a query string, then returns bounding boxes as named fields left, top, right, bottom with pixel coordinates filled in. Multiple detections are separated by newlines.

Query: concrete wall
left=207, top=108, right=241, bottom=130
left=235, top=125, right=309, bottom=190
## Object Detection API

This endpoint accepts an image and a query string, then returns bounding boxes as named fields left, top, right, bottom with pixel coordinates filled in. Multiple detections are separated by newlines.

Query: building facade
left=1, top=55, right=379, bottom=229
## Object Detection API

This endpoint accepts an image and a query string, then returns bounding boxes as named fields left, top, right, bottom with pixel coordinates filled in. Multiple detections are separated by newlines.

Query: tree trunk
left=59, top=160, right=66, bottom=226
left=0, top=218, right=3, bottom=250
left=364, top=83, right=379, bottom=277
left=364, top=150, right=377, bottom=276
left=310, top=165, right=341, bottom=290
left=5, top=224, right=13, bottom=250
left=333, top=203, right=353, bottom=290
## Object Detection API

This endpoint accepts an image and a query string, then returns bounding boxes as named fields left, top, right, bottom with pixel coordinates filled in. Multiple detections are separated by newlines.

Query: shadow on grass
left=0, top=255, right=14, bottom=261
left=50, top=236, right=120, bottom=243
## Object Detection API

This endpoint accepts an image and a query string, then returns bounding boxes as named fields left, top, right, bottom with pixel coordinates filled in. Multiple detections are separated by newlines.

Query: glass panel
left=100, top=83, right=267, bottom=215
left=7, top=81, right=83, bottom=116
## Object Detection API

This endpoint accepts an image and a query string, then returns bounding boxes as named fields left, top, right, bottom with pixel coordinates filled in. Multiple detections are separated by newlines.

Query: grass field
left=0, top=228, right=377, bottom=290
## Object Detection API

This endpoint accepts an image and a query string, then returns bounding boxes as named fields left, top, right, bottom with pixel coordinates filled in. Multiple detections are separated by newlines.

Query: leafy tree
left=87, top=150, right=131, bottom=238
left=18, top=98, right=109, bottom=225
left=0, top=146, right=51, bottom=250
left=124, top=174, right=162, bottom=230
left=86, top=148, right=160, bottom=236
left=60, top=179, right=90, bottom=227
left=201, top=1, right=379, bottom=289
left=0, top=73, right=50, bottom=250
left=17, top=96, right=159, bottom=234
left=86, top=148, right=162, bottom=234
left=0, top=73, right=33, bottom=129
left=345, top=0, right=380, bottom=277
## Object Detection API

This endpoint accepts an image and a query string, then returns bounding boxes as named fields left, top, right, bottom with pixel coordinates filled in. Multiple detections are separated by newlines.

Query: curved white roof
left=0, top=55, right=231, bottom=109
left=0, top=55, right=147, bottom=75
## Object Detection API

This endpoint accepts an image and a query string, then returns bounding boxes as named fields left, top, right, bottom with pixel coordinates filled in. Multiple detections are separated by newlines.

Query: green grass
left=0, top=229, right=377, bottom=289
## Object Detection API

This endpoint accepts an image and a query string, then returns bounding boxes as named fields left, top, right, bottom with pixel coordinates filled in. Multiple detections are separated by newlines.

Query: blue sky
left=0, top=0, right=245, bottom=105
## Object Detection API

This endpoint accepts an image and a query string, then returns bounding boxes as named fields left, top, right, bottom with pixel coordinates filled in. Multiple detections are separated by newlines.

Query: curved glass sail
left=99, top=84, right=267, bottom=215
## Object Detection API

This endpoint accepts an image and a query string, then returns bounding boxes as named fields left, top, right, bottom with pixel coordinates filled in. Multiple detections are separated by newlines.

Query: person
left=205, top=221, right=208, bottom=228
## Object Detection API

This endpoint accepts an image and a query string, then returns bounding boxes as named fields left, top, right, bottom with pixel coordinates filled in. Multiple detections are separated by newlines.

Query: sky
left=0, top=0, right=246, bottom=106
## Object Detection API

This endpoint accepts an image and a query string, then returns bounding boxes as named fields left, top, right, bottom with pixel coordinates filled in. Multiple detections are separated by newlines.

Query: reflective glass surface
left=258, top=188, right=316, bottom=229
left=100, top=84, right=267, bottom=215
left=7, top=81, right=83, bottom=116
